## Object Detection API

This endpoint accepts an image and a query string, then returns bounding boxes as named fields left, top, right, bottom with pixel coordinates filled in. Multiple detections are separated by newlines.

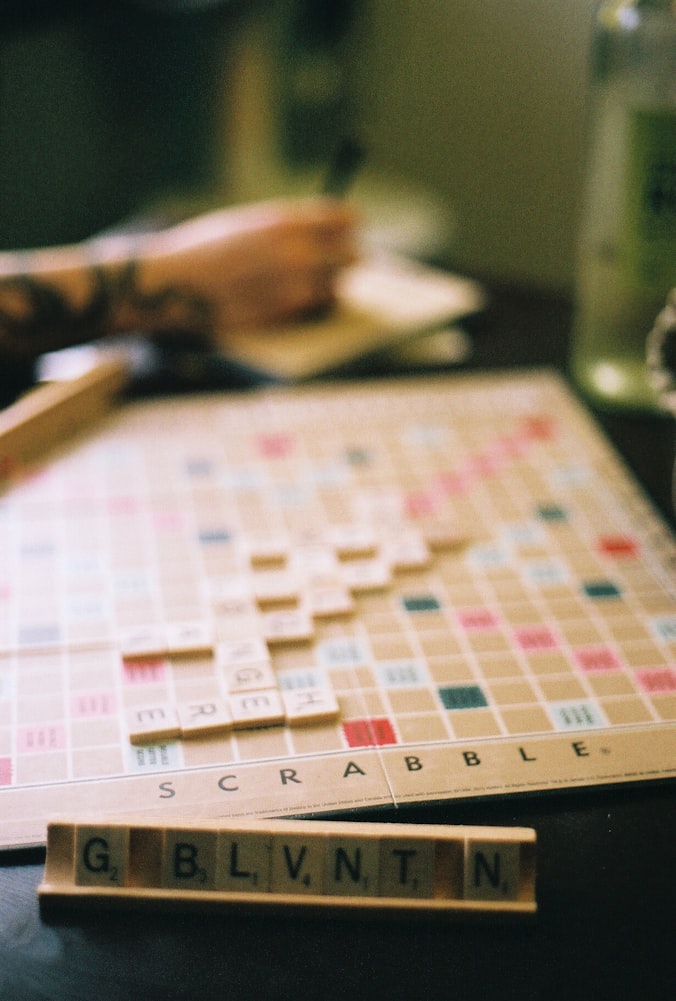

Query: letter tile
left=119, top=625, right=167, bottom=659
left=216, top=831, right=272, bottom=893
left=229, top=690, right=285, bottom=729
left=282, top=687, right=340, bottom=726
left=421, top=520, right=468, bottom=551
left=163, top=828, right=218, bottom=891
left=341, top=559, right=391, bottom=593
left=252, top=570, right=301, bottom=605
left=378, top=838, right=434, bottom=899
left=306, top=584, right=354, bottom=619
left=165, top=621, right=213, bottom=656
left=223, top=661, right=277, bottom=694
left=177, top=698, right=233, bottom=738
left=325, top=835, right=380, bottom=897
left=328, top=524, right=379, bottom=557
left=245, top=534, right=290, bottom=565
left=75, top=825, right=129, bottom=887
left=464, top=838, right=521, bottom=901
left=270, top=835, right=324, bottom=895
left=208, top=577, right=255, bottom=609
left=383, top=531, right=432, bottom=571
left=217, top=636, right=271, bottom=670
left=127, top=704, right=181, bottom=745
left=261, top=609, right=314, bottom=644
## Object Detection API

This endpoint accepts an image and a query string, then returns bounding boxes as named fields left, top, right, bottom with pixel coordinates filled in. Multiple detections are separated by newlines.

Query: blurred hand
left=150, top=197, right=359, bottom=344
left=0, top=197, right=359, bottom=362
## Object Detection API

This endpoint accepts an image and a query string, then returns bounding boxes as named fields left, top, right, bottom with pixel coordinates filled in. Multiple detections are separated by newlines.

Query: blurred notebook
left=223, top=253, right=485, bottom=380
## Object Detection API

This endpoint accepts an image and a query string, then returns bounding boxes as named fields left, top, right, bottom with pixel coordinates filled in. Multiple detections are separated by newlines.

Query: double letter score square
left=40, top=817, right=536, bottom=917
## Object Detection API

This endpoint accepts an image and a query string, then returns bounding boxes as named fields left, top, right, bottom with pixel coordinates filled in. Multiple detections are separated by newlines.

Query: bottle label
left=624, top=107, right=676, bottom=292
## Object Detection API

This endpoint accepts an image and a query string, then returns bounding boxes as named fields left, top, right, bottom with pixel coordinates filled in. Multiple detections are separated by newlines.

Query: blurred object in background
left=342, top=1, right=594, bottom=293
left=1, top=2, right=607, bottom=291
left=647, top=287, right=676, bottom=417
left=223, top=1, right=455, bottom=263
left=646, top=287, right=676, bottom=513
left=0, top=1, right=454, bottom=264
left=571, top=0, right=676, bottom=413
left=0, top=0, right=242, bottom=250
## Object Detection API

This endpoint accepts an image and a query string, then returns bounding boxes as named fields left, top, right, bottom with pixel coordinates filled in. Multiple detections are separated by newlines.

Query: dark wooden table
left=1, top=285, right=674, bottom=1001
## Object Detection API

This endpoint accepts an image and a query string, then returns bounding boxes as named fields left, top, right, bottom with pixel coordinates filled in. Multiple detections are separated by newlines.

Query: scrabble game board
left=1, top=370, right=675, bottom=850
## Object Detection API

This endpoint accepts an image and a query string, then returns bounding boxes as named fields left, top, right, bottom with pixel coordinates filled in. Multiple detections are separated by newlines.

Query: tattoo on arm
left=0, top=260, right=214, bottom=361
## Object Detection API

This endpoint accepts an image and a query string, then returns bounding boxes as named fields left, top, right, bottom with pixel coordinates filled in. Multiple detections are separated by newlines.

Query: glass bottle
left=571, top=0, right=676, bottom=412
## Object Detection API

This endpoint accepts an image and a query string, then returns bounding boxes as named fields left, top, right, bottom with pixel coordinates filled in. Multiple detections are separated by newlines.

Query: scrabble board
left=1, top=370, right=675, bottom=850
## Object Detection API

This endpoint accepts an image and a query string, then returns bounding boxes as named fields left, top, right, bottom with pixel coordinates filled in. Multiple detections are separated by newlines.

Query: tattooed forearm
left=0, top=197, right=358, bottom=366
left=0, top=260, right=214, bottom=363
left=115, top=260, right=215, bottom=338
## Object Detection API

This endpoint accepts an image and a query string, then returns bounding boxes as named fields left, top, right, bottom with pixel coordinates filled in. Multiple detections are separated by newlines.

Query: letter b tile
left=162, top=829, right=218, bottom=891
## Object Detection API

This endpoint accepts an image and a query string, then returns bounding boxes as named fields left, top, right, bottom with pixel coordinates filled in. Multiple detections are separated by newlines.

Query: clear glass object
left=571, top=0, right=676, bottom=412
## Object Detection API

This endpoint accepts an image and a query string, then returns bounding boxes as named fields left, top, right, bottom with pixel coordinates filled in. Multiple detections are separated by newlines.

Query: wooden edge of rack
left=38, top=882, right=537, bottom=920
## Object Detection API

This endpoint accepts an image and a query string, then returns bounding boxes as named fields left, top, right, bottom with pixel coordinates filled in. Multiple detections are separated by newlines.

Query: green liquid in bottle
left=571, top=2, right=676, bottom=413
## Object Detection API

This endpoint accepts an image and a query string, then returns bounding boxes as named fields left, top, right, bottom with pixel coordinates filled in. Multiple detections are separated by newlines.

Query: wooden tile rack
left=39, top=816, right=537, bottom=919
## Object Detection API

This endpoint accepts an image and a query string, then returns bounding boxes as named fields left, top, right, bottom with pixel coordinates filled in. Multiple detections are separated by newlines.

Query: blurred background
left=0, top=0, right=598, bottom=293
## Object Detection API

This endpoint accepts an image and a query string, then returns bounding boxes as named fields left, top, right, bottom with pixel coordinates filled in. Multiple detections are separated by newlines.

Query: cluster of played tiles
left=39, top=816, right=537, bottom=916
left=127, top=664, right=340, bottom=743
left=125, top=520, right=466, bottom=745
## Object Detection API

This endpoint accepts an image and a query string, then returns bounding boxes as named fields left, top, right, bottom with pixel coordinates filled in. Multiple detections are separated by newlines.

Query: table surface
left=1, top=285, right=674, bottom=1001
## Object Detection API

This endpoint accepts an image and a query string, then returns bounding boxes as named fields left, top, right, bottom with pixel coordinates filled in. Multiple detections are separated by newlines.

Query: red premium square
left=342, top=718, right=398, bottom=748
